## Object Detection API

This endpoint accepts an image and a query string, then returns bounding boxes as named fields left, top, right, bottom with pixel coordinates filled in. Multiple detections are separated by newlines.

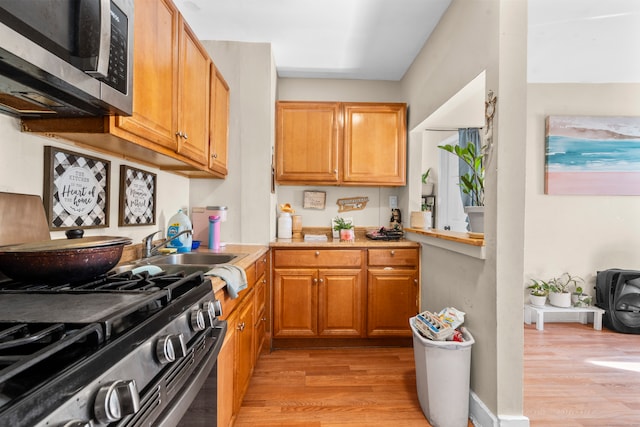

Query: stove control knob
left=209, top=299, right=223, bottom=317
left=202, top=300, right=221, bottom=326
left=190, top=309, right=206, bottom=331
left=94, top=379, right=140, bottom=424
left=59, top=421, right=93, bottom=427
left=156, top=334, right=187, bottom=364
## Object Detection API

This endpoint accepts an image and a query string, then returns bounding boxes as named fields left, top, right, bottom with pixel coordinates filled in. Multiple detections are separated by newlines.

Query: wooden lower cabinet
left=234, top=292, right=255, bottom=413
left=367, top=268, right=418, bottom=337
left=216, top=251, right=270, bottom=426
left=272, top=247, right=419, bottom=345
left=273, top=268, right=364, bottom=338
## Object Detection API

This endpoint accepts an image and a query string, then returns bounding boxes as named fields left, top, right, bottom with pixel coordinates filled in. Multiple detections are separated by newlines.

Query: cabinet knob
left=319, top=278, right=324, bottom=283
left=237, top=322, right=246, bottom=331
left=262, top=278, right=267, bottom=284
left=414, top=278, right=418, bottom=284
left=212, top=153, right=218, bottom=158
left=175, top=131, right=182, bottom=138
left=315, top=251, right=320, bottom=256
left=390, top=250, right=396, bottom=256
left=313, top=278, right=318, bottom=284
left=262, top=317, right=267, bottom=322
left=183, top=132, right=188, bottom=140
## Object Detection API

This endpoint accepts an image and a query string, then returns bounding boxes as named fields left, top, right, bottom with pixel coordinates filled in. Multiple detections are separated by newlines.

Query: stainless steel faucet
left=142, top=230, right=193, bottom=258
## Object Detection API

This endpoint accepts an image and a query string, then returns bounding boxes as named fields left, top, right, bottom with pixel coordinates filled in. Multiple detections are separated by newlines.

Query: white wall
left=191, top=41, right=277, bottom=244
left=0, top=114, right=189, bottom=243
left=400, top=0, right=528, bottom=420
left=525, top=83, right=640, bottom=293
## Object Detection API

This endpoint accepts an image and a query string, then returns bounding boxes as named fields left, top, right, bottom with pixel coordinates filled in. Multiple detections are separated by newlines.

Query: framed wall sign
left=43, top=146, right=110, bottom=230
left=303, top=191, right=326, bottom=210
left=119, top=165, right=157, bottom=226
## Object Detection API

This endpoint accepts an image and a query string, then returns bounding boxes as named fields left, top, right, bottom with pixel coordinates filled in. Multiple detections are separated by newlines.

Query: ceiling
left=172, top=0, right=452, bottom=81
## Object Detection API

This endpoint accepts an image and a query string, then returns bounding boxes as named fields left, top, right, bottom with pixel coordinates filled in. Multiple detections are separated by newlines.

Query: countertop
left=270, top=227, right=420, bottom=248
left=194, top=243, right=269, bottom=293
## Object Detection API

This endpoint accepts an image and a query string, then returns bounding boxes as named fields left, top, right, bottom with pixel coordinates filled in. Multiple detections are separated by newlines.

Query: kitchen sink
left=111, top=253, right=246, bottom=276
left=145, top=252, right=244, bottom=265
left=110, top=263, right=208, bottom=276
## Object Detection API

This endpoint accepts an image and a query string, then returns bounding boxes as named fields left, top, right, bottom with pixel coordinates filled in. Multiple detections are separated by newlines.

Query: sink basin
left=146, top=252, right=243, bottom=265
left=110, top=264, right=209, bottom=276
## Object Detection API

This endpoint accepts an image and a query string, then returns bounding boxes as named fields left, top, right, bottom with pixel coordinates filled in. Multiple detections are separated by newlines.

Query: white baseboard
left=469, top=390, right=530, bottom=427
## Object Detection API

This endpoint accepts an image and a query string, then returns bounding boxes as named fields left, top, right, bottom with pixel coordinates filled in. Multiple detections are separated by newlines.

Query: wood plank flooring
left=234, top=347, right=472, bottom=427
left=524, top=323, right=640, bottom=426
left=234, top=347, right=426, bottom=426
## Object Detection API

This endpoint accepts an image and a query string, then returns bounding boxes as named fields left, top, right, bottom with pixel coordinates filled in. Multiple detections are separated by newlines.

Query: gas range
left=0, top=268, right=226, bottom=427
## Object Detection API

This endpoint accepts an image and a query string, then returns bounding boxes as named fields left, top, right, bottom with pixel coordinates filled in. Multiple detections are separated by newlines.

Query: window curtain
left=457, top=128, right=482, bottom=207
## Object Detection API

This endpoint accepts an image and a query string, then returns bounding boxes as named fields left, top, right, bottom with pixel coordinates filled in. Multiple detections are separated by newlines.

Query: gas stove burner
left=0, top=267, right=226, bottom=427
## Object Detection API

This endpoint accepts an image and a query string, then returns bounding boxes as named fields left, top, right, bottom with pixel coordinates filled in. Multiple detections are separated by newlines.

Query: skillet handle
left=66, top=229, right=85, bottom=239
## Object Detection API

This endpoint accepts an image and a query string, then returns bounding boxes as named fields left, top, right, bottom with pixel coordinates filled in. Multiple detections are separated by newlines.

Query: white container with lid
left=277, top=212, right=292, bottom=239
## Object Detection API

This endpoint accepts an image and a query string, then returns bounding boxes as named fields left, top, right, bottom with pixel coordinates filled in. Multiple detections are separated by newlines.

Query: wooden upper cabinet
left=115, top=0, right=178, bottom=150
left=275, top=101, right=341, bottom=184
left=343, top=103, right=406, bottom=186
left=209, top=64, right=230, bottom=176
left=275, top=101, right=406, bottom=186
left=175, top=19, right=210, bottom=164
left=21, top=0, right=229, bottom=178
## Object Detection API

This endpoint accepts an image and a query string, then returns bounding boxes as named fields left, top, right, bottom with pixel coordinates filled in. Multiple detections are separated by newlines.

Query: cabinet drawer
left=368, top=248, right=418, bottom=267
left=274, top=249, right=363, bottom=268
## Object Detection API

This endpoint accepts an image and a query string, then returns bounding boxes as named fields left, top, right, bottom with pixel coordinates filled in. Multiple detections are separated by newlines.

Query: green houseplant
left=547, top=272, right=583, bottom=308
left=333, top=216, right=354, bottom=242
left=527, top=279, right=550, bottom=307
left=438, top=141, right=485, bottom=232
left=421, top=168, right=434, bottom=195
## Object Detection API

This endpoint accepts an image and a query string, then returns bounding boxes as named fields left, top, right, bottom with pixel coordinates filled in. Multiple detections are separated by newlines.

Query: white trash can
left=410, top=317, right=474, bottom=427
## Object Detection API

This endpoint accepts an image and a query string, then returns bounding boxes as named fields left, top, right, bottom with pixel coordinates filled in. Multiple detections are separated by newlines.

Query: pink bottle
left=208, top=215, right=221, bottom=250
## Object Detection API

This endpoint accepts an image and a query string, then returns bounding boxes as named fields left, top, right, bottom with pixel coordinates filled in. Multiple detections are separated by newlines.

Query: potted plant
left=571, top=285, right=593, bottom=307
left=333, top=216, right=354, bottom=242
left=527, top=279, right=549, bottom=307
left=437, top=141, right=485, bottom=233
left=548, top=272, right=583, bottom=308
left=421, top=168, right=434, bottom=195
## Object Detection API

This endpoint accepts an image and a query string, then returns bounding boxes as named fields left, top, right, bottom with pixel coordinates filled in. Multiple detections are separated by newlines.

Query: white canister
left=278, top=212, right=292, bottom=239
left=410, top=211, right=432, bottom=229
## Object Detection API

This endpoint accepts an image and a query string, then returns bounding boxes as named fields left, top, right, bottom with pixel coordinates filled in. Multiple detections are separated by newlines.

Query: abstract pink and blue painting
left=545, top=116, right=640, bottom=195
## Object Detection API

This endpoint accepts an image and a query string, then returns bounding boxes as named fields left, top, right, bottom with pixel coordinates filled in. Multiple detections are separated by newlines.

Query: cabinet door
left=342, top=103, right=406, bottom=186
left=234, top=293, right=255, bottom=413
left=273, top=268, right=317, bottom=337
left=253, top=276, right=267, bottom=362
left=217, top=312, right=236, bottom=426
left=367, top=268, right=418, bottom=337
left=275, top=101, right=341, bottom=184
left=176, top=19, right=210, bottom=164
left=115, top=0, right=178, bottom=150
left=208, top=64, right=229, bottom=175
left=318, top=269, right=365, bottom=337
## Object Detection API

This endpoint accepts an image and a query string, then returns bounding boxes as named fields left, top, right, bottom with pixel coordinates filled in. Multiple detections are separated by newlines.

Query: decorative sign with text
left=119, top=165, right=156, bottom=226
left=44, top=146, right=110, bottom=230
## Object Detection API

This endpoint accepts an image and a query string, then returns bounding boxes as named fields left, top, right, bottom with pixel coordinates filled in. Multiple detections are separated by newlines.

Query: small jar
left=277, top=212, right=292, bottom=239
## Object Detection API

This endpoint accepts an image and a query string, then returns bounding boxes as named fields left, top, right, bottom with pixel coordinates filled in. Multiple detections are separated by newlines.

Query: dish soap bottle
left=167, top=209, right=192, bottom=253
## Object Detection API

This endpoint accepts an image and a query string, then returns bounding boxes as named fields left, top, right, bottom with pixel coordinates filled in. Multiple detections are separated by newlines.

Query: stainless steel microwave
left=0, top=0, right=133, bottom=117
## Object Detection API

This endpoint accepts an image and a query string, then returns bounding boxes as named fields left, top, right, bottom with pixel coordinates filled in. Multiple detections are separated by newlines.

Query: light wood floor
left=524, top=322, right=640, bottom=426
left=234, top=346, right=471, bottom=427
left=234, top=323, right=640, bottom=426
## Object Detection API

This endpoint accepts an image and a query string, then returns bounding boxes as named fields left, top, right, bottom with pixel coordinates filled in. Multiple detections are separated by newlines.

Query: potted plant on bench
left=572, top=285, right=592, bottom=307
left=527, top=279, right=550, bottom=307
left=548, top=272, right=583, bottom=308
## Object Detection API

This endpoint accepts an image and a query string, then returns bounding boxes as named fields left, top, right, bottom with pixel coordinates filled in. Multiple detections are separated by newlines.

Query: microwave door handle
left=85, top=0, right=111, bottom=78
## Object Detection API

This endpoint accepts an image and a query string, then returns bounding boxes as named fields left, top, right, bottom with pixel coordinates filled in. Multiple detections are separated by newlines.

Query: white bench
left=524, top=304, right=605, bottom=331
